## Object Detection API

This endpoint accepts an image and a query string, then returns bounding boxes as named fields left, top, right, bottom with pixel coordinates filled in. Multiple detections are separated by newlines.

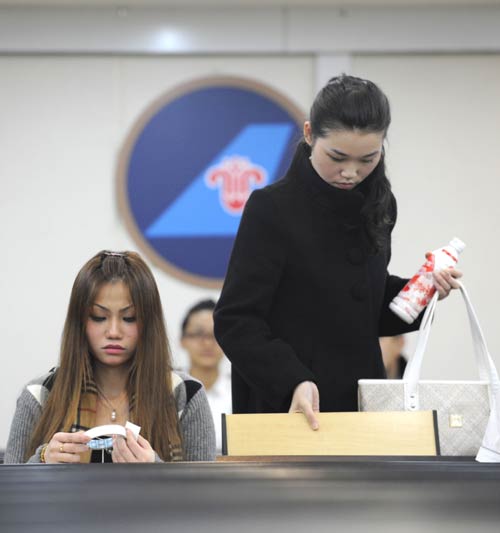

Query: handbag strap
left=459, top=282, right=500, bottom=391
left=403, top=281, right=499, bottom=410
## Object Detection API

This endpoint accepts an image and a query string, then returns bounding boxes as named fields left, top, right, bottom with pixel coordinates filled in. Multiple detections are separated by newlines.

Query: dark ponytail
left=309, top=74, right=394, bottom=251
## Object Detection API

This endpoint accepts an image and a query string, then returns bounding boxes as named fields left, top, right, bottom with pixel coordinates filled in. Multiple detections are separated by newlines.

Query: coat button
left=341, top=223, right=361, bottom=236
left=346, top=247, right=365, bottom=265
left=350, top=283, right=368, bottom=301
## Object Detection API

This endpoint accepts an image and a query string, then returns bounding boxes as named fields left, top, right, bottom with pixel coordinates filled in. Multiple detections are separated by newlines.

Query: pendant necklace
left=96, top=386, right=127, bottom=423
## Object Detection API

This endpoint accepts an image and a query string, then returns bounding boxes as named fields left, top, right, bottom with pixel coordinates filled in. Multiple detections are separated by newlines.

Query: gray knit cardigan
left=5, top=369, right=216, bottom=463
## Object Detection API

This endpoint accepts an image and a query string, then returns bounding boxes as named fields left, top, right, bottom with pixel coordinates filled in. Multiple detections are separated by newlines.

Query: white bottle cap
left=450, top=237, right=466, bottom=254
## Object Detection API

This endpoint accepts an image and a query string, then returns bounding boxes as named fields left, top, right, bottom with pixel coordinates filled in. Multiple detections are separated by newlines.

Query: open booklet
left=85, top=421, right=141, bottom=450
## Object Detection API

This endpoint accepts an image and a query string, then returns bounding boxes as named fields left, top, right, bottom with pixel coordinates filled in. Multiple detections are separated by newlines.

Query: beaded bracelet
left=40, top=444, right=48, bottom=463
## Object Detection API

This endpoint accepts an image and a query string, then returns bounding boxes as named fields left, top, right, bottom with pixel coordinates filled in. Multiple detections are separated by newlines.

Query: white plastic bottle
left=389, top=237, right=466, bottom=324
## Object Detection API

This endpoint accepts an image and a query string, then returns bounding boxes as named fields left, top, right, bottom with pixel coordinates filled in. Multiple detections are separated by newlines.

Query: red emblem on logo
left=205, top=156, right=267, bottom=215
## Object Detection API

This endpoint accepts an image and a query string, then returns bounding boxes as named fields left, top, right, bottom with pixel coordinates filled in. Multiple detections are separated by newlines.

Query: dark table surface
left=2, top=456, right=500, bottom=533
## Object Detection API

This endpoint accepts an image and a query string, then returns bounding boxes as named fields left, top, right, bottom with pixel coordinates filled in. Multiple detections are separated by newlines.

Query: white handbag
left=358, top=282, right=500, bottom=456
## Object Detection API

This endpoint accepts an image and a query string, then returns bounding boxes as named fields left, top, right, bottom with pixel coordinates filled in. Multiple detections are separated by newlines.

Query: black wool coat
left=214, top=143, right=420, bottom=414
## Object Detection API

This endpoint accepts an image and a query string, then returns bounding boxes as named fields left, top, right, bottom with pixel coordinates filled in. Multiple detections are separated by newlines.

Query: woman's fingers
left=112, top=435, right=137, bottom=463
left=58, top=441, right=89, bottom=455
left=434, top=268, right=463, bottom=300
left=434, top=272, right=451, bottom=299
left=56, top=447, right=82, bottom=463
left=289, top=381, right=320, bottom=431
left=112, top=430, right=155, bottom=463
left=133, top=433, right=156, bottom=462
left=136, top=434, right=152, bottom=450
left=302, top=405, right=320, bottom=431
left=122, top=431, right=142, bottom=460
left=46, top=431, right=90, bottom=463
left=448, top=268, right=463, bottom=285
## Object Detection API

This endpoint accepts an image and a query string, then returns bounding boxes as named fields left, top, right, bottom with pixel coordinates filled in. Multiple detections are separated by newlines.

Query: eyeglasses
left=183, top=331, right=216, bottom=342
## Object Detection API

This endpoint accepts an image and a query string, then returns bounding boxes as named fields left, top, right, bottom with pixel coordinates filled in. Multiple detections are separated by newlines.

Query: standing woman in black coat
left=214, top=74, right=462, bottom=429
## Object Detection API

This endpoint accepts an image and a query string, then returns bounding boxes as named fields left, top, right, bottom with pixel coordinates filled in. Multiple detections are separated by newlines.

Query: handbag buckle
left=449, top=414, right=463, bottom=428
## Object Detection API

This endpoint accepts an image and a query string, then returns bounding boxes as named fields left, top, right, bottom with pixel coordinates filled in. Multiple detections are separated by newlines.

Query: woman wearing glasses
left=5, top=251, right=215, bottom=463
left=181, top=299, right=231, bottom=454
left=214, top=74, right=462, bottom=430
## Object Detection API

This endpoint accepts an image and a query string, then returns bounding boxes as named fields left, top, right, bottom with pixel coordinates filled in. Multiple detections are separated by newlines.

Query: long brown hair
left=27, top=251, right=182, bottom=461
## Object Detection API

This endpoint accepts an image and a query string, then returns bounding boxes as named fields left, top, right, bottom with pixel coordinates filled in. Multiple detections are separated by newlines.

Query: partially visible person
left=5, top=251, right=215, bottom=464
left=181, top=299, right=231, bottom=454
left=379, top=335, right=407, bottom=379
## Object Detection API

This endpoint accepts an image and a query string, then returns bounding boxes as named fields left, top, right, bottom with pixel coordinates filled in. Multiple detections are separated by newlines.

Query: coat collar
left=287, top=141, right=375, bottom=220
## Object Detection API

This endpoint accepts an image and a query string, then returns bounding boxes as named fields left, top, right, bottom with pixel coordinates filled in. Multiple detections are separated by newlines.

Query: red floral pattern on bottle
left=389, top=239, right=464, bottom=324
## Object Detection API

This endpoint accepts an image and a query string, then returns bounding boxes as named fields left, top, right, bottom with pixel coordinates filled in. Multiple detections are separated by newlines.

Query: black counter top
left=2, top=457, right=500, bottom=533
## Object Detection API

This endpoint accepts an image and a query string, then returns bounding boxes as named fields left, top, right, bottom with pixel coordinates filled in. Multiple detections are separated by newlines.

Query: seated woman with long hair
left=5, top=251, right=216, bottom=463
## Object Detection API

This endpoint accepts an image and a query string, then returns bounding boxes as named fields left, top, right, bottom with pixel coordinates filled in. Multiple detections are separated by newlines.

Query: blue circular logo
left=118, top=77, right=304, bottom=287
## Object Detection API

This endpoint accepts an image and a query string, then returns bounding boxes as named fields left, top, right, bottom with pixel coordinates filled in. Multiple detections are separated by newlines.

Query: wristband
left=40, top=444, right=48, bottom=463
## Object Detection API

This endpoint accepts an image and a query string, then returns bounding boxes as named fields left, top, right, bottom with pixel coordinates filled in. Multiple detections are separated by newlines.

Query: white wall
left=2, top=5, right=500, bottom=54
left=1, top=4, right=500, bottom=449
left=351, top=54, right=500, bottom=379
